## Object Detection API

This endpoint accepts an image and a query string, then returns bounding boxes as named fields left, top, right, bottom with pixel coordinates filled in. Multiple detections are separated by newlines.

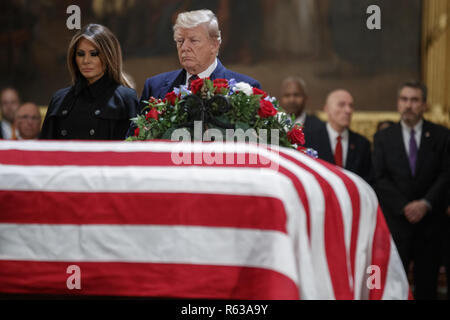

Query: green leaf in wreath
left=235, top=121, right=250, bottom=131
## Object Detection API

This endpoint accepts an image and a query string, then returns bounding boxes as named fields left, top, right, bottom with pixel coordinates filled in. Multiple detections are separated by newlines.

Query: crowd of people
left=0, top=9, right=449, bottom=300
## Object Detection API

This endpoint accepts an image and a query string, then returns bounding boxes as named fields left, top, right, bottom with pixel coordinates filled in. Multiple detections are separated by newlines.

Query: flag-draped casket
left=0, top=140, right=409, bottom=299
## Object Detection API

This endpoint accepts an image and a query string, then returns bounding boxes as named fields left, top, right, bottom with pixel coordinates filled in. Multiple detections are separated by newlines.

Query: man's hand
left=403, top=200, right=429, bottom=224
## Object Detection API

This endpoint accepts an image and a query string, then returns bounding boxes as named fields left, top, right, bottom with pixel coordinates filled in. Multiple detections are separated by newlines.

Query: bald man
left=0, top=87, right=21, bottom=139
left=279, top=76, right=323, bottom=139
left=15, top=103, right=42, bottom=140
left=304, top=89, right=373, bottom=183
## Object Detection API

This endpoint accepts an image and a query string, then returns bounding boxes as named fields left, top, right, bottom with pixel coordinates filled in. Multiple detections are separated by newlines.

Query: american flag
left=0, top=140, right=410, bottom=299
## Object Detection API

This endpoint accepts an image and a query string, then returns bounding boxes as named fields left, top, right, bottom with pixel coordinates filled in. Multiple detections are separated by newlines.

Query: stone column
left=422, top=0, right=450, bottom=127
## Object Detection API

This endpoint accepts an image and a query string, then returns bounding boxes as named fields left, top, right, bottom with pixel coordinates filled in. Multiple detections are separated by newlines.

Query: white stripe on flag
left=0, top=223, right=298, bottom=285
left=382, top=239, right=410, bottom=300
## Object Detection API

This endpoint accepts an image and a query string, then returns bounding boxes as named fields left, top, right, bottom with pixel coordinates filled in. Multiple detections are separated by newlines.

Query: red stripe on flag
left=312, top=158, right=361, bottom=297
left=0, top=260, right=300, bottom=299
left=0, top=191, right=288, bottom=233
left=0, top=149, right=275, bottom=168
left=277, top=152, right=353, bottom=299
left=369, top=206, right=391, bottom=300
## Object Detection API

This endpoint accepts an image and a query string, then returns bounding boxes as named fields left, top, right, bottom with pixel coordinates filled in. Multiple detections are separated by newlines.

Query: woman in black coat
left=40, top=24, right=138, bottom=140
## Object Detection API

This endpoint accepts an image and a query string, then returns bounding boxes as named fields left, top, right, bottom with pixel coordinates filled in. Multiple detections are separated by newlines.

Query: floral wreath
left=127, top=77, right=317, bottom=158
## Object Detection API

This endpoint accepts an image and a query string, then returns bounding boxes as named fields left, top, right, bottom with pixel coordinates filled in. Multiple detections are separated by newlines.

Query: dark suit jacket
left=0, top=121, right=4, bottom=139
left=304, top=123, right=373, bottom=183
left=373, top=121, right=450, bottom=223
left=302, top=114, right=324, bottom=139
left=139, top=59, right=261, bottom=102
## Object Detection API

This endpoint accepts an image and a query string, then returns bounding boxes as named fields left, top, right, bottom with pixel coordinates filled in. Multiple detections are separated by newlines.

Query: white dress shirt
left=185, top=59, right=218, bottom=86
left=326, top=123, right=349, bottom=166
left=400, top=119, right=423, bottom=156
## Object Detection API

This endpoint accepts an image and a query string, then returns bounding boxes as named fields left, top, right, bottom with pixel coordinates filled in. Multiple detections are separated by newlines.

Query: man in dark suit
left=279, top=76, right=323, bottom=139
left=140, top=9, right=261, bottom=103
left=304, top=89, right=373, bottom=183
left=373, top=81, right=450, bottom=300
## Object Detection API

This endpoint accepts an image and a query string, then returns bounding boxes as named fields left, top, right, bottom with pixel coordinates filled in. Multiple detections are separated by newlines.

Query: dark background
left=0, top=0, right=422, bottom=111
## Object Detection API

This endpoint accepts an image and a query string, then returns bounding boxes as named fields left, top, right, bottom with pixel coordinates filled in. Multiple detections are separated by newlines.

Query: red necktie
left=334, top=135, right=343, bottom=167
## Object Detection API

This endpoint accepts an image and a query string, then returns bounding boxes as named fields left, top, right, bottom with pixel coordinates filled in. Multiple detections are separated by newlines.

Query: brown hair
left=398, top=80, right=427, bottom=102
left=67, top=24, right=133, bottom=88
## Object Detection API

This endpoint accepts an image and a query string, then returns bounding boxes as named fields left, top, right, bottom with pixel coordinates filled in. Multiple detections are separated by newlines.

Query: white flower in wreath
left=234, top=82, right=253, bottom=96
left=276, top=111, right=291, bottom=131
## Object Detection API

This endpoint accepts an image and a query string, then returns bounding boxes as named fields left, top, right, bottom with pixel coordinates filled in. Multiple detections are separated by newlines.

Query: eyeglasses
left=17, top=115, right=41, bottom=122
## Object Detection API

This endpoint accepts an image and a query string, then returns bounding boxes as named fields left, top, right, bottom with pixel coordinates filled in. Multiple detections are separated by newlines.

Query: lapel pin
left=350, top=144, right=355, bottom=150
left=425, top=131, right=430, bottom=138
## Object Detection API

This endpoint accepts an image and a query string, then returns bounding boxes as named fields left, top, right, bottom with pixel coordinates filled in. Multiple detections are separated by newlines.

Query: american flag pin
left=425, top=132, right=430, bottom=138
left=350, top=144, right=355, bottom=149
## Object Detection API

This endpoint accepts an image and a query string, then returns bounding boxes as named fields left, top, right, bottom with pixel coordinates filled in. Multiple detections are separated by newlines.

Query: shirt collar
left=186, top=58, right=217, bottom=83
left=400, top=119, right=423, bottom=133
left=326, top=122, right=349, bottom=140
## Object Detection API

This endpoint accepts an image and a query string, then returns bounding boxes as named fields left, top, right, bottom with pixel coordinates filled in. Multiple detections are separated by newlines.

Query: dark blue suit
left=126, top=59, right=262, bottom=138
left=139, top=59, right=261, bottom=102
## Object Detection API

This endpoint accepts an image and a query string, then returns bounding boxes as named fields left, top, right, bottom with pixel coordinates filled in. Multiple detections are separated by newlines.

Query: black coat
left=40, top=76, right=138, bottom=140
left=304, top=122, right=373, bottom=184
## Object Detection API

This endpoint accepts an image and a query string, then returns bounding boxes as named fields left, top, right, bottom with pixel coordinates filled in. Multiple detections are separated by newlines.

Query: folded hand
left=403, top=200, right=428, bottom=224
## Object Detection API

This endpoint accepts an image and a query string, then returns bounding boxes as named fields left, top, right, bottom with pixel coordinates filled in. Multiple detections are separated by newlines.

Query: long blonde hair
left=67, top=24, right=133, bottom=88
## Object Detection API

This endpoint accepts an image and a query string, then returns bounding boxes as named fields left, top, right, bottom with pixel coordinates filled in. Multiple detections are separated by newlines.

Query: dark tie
left=409, top=129, right=418, bottom=176
left=188, top=74, right=199, bottom=89
left=334, top=135, right=343, bottom=167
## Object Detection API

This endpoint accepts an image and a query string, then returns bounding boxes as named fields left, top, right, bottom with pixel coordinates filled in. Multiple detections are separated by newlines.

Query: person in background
left=14, top=102, right=41, bottom=140
left=376, top=120, right=395, bottom=132
left=279, top=76, right=323, bottom=139
left=40, top=24, right=138, bottom=140
left=373, top=81, right=450, bottom=300
left=304, top=89, right=373, bottom=183
left=0, top=87, right=21, bottom=139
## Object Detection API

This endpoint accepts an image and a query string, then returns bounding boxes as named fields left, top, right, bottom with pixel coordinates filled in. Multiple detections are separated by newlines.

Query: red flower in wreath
left=213, top=78, right=229, bottom=94
left=258, top=100, right=277, bottom=118
left=253, top=87, right=268, bottom=99
left=145, top=107, right=159, bottom=121
left=164, top=91, right=178, bottom=106
left=190, top=78, right=205, bottom=95
left=287, top=124, right=305, bottom=145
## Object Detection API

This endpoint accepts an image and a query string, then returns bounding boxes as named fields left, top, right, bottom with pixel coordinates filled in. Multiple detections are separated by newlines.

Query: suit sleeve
left=362, top=139, right=375, bottom=185
left=252, top=80, right=262, bottom=89
left=140, top=79, right=152, bottom=105
left=424, top=129, right=450, bottom=211
left=373, top=131, right=409, bottom=216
